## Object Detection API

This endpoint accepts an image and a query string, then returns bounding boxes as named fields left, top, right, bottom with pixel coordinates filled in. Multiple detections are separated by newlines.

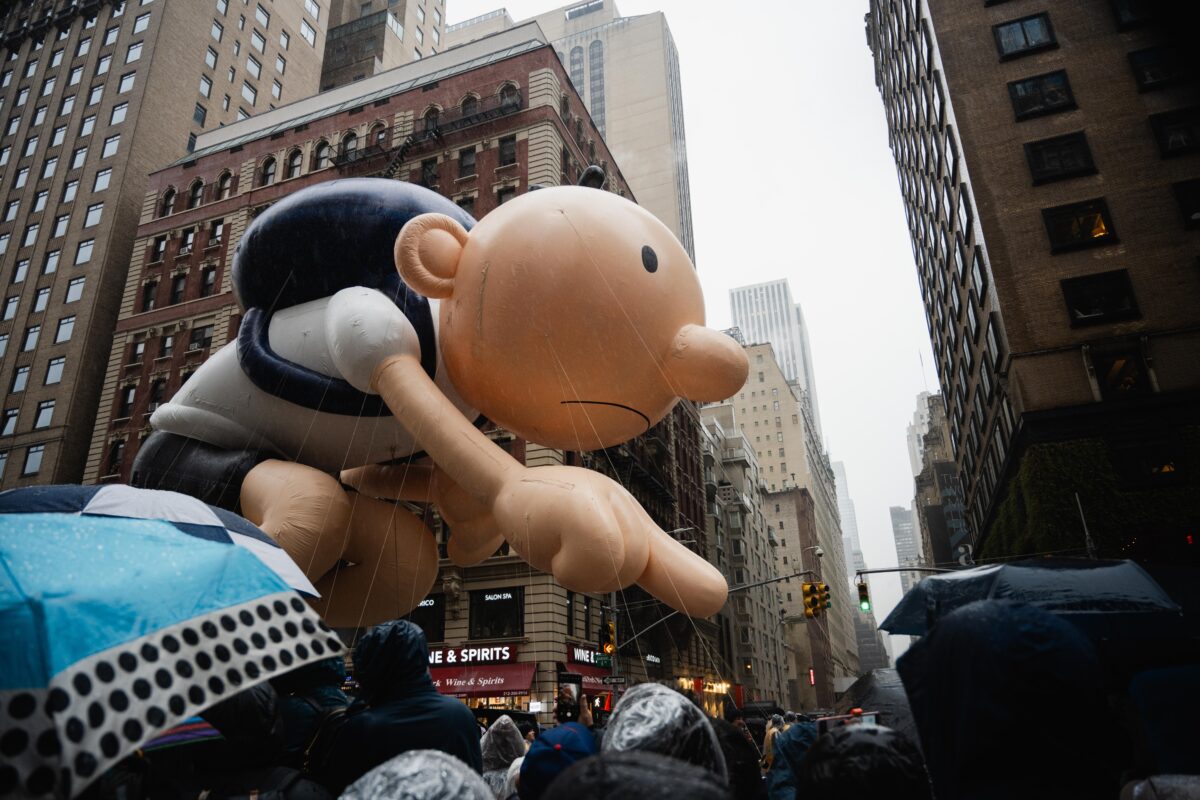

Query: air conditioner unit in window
left=186, top=343, right=202, bottom=352
left=178, top=245, right=192, bottom=255
left=147, top=403, right=159, bottom=412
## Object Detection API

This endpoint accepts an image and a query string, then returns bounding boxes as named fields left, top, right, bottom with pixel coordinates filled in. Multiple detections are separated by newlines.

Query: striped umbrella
left=0, top=484, right=316, bottom=597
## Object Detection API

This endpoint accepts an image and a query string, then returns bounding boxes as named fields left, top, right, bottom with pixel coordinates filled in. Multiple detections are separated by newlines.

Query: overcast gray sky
left=447, top=0, right=939, bottom=654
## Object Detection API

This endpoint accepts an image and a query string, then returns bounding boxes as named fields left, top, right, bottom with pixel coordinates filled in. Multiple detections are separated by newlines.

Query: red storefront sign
left=430, top=662, right=536, bottom=698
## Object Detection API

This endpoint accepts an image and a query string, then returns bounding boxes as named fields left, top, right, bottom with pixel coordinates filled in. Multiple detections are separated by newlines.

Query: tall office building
left=833, top=461, right=890, bottom=674
left=0, top=0, right=326, bottom=488
left=912, top=393, right=971, bottom=568
left=867, top=1, right=1200, bottom=563
left=890, top=504, right=923, bottom=596
left=732, top=343, right=858, bottom=685
left=319, top=0, right=445, bottom=90
left=730, top=279, right=822, bottom=434
left=905, top=390, right=932, bottom=478
left=445, top=0, right=695, bottom=261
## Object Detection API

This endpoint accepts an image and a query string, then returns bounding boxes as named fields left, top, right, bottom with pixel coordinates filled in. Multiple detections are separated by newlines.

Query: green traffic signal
left=857, top=582, right=871, bottom=612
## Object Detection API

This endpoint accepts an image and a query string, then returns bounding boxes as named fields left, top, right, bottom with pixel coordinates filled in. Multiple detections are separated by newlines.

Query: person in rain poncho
left=482, top=715, right=529, bottom=798
left=897, top=600, right=1118, bottom=800
left=761, top=714, right=787, bottom=771
left=764, top=720, right=817, bottom=800
left=519, top=722, right=597, bottom=800
left=340, top=750, right=492, bottom=800
left=796, top=722, right=930, bottom=799
left=316, top=621, right=483, bottom=794
left=600, top=683, right=728, bottom=786
left=542, top=750, right=732, bottom=800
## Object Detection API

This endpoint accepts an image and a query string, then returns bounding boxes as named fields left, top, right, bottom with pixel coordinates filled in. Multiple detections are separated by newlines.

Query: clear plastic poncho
left=340, top=749, right=493, bottom=800
left=600, top=683, right=728, bottom=784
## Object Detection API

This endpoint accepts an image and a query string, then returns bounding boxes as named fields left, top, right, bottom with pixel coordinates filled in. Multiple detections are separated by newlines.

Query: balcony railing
left=333, top=142, right=388, bottom=168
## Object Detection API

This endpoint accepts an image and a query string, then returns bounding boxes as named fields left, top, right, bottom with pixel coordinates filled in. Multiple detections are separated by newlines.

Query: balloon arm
left=370, top=354, right=522, bottom=503
left=340, top=463, right=436, bottom=502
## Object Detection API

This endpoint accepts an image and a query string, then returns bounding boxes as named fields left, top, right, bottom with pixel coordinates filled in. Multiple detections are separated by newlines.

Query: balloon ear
left=395, top=213, right=469, bottom=299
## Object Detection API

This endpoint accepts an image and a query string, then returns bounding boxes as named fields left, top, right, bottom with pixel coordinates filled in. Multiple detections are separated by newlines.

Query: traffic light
left=601, top=620, right=617, bottom=655
left=817, top=582, right=832, bottom=610
left=857, top=581, right=871, bottom=612
left=802, top=582, right=822, bottom=619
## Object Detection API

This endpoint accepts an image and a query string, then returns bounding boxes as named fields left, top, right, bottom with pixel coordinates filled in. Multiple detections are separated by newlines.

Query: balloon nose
left=665, top=325, right=749, bottom=402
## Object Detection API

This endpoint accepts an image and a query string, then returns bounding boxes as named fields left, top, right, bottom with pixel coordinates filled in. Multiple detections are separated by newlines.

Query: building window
left=100, top=134, right=119, bottom=158
left=94, top=168, right=111, bottom=192
left=1061, top=269, right=1139, bottom=327
left=33, top=398, right=53, bottom=429
left=11, top=367, right=28, bottom=393
left=1128, top=47, right=1181, bottom=92
left=285, top=149, right=302, bottom=178
left=76, top=239, right=94, bottom=265
left=305, top=0, right=320, bottom=18
left=23, top=224, right=39, bottom=247
left=1025, top=132, right=1095, bottom=185
left=169, top=274, right=186, bottom=305
left=22, top=445, right=44, bottom=476
left=106, top=439, right=125, bottom=475
left=217, top=172, right=233, bottom=199
left=134, top=11, right=150, bottom=33
left=70, top=146, right=87, bottom=170
left=81, top=202, right=101, bottom=228
left=1109, top=0, right=1150, bottom=30
left=300, top=19, right=316, bottom=46
left=1090, top=343, right=1151, bottom=400
left=141, top=281, right=157, bottom=311
left=251, top=30, right=266, bottom=54
left=241, top=81, right=257, bottom=105
left=469, top=586, right=524, bottom=639
left=341, top=131, right=358, bottom=158
left=456, top=196, right=475, bottom=217
left=569, top=46, right=584, bottom=99
left=1149, top=107, right=1200, bottom=158
left=259, top=157, right=276, bottom=186
left=993, top=14, right=1055, bottom=59
left=55, top=316, right=74, bottom=343
left=498, top=135, right=516, bottom=166
left=79, top=115, right=95, bottom=136
left=33, top=286, right=48, bottom=312
left=189, top=324, right=213, bottom=349
left=271, top=80, right=281, bottom=100
left=314, top=141, right=331, bottom=169
left=110, top=102, right=128, bottom=125
left=66, top=277, right=84, bottom=303
left=43, top=250, right=59, bottom=274
left=1042, top=198, right=1116, bottom=253
left=255, top=4, right=270, bottom=26
left=45, top=357, right=64, bottom=385
left=588, top=40, right=605, bottom=135
left=88, top=85, right=104, bottom=106
left=1170, top=179, right=1200, bottom=229
left=209, top=218, right=224, bottom=246
left=459, top=147, right=475, bottom=177
left=126, top=42, right=143, bottom=63
left=496, top=186, right=516, bottom=205
left=212, top=20, right=223, bottom=41
left=150, top=236, right=166, bottom=262
left=200, top=267, right=217, bottom=297
left=421, top=158, right=438, bottom=188
left=22, top=325, right=39, bottom=351
left=118, top=72, right=135, bottom=93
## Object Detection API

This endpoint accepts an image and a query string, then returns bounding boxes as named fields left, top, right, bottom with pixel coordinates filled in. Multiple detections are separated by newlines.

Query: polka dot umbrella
left=0, top=513, right=344, bottom=799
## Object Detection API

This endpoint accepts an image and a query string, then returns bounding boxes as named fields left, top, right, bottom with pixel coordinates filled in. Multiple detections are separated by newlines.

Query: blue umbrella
left=0, top=484, right=317, bottom=597
left=0, top=513, right=344, bottom=799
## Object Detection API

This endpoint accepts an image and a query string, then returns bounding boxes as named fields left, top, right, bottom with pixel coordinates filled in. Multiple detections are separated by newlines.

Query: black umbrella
left=832, top=668, right=919, bottom=750
left=879, top=558, right=1182, bottom=637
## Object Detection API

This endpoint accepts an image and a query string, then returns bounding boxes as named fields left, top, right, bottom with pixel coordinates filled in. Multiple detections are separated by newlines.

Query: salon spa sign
left=429, top=645, right=519, bottom=665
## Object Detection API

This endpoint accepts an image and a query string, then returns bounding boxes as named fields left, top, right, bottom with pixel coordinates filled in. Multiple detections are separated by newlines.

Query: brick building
left=0, top=0, right=326, bottom=488
left=83, top=24, right=720, bottom=722
left=867, top=0, right=1200, bottom=562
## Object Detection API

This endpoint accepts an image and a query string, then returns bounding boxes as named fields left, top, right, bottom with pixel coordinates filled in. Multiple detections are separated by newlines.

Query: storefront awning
left=570, top=663, right=614, bottom=694
left=431, top=662, right=536, bottom=698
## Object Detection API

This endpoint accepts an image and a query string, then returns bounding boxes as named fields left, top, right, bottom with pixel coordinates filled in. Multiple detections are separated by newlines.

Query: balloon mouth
left=559, top=400, right=651, bottom=434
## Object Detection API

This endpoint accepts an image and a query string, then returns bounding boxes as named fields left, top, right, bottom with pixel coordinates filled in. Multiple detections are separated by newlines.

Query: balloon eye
left=641, top=245, right=658, bottom=273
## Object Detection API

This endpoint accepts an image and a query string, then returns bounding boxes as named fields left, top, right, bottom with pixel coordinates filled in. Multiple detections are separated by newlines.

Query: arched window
left=422, top=108, right=439, bottom=133
left=160, top=188, right=176, bottom=217
left=187, top=180, right=203, bottom=209
left=260, top=157, right=276, bottom=187
left=216, top=171, right=232, bottom=199
left=461, top=95, right=478, bottom=117
left=569, top=46, right=584, bottom=99
left=588, top=39, right=606, bottom=136
left=340, top=131, right=358, bottom=158
left=371, top=124, right=387, bottom=146
left=314, top=140, right=332, bottom=169
left=499, top=83, right=519, bottom=109
left=286, top=149, right=302, bottom=179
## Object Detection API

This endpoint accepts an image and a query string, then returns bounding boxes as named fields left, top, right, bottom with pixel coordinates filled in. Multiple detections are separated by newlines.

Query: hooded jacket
left=764, top=721, right=817, bottom=800
left=316, top=621, right=483, bottom=794
left=796, top=723, right=930, bottom=800
left=482, top=715, right=529, bottom=797
left=542, top=750, right=732, bottom=800
left=897, top=600, right=1117, bottom=800
left=272, top=656, right=350, bottom=768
